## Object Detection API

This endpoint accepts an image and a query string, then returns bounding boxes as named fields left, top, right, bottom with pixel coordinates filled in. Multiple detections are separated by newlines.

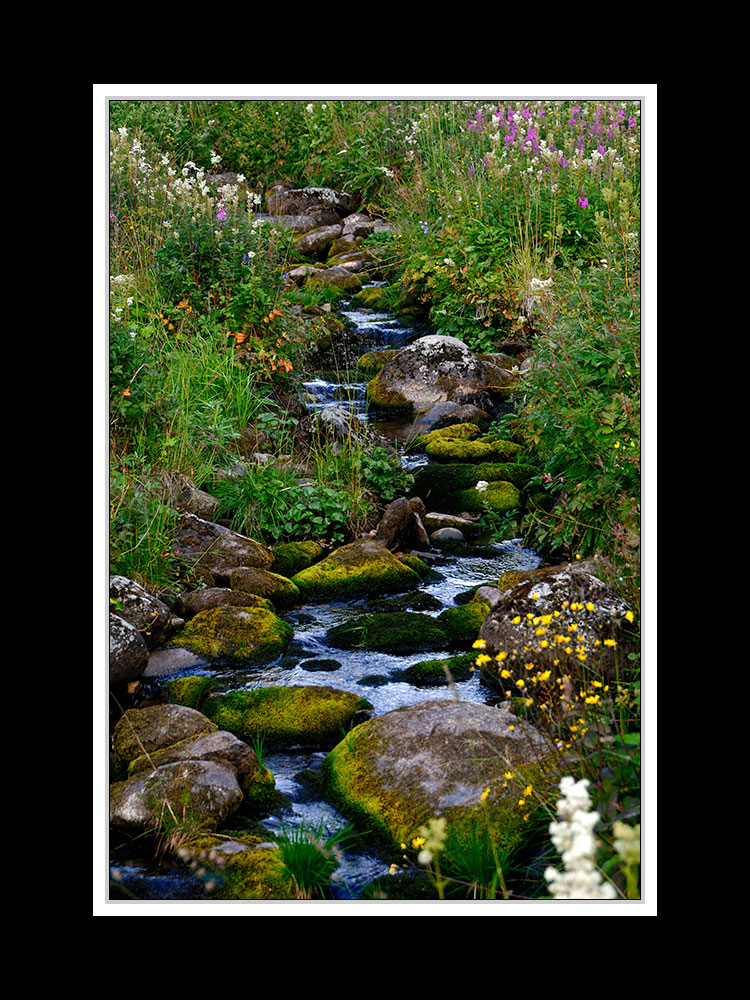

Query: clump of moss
left=357, top=350, right=398, bottom=377
left=270, top=541, right=323, bottom=578
left=163, top=674, right=218, bottom=711
left=426, top=435, right=521, bottom=463
left=184, top=834, right=295, bottom=900
left=457, top=481, right=521, bottom=514
left=327, top=611, right=449, bottom=654
left=437, top=597, right=490, bottom=643
left=398, top=651, right=478, bottom=687
left=168, top=604, right=293, bottom=664
left=202, top=685, right=372, bottom=750
left=365, top=371, right=412, bottom=414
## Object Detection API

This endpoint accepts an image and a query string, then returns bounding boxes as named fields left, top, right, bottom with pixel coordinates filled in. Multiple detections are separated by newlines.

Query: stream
left=110, top=287, right=542, bottom=901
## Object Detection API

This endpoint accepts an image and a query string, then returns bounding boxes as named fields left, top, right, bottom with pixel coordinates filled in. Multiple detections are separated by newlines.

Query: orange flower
left=122, top=388, right=131, bottom=396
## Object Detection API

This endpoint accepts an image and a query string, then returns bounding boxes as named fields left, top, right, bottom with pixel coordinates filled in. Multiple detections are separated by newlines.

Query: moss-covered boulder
left=457, top=480, right=521, bottom=514
left=426, top=434, right=521, bottom=463
left=437, top=595, right=491, bottom=643
left=202, top=685, right=373, bottom=750
left=166, top=604, right=293, bottom=664
left=411, top=462, right=535, bottom=513
left=291, top=539, right=421, bottom=602
left=176, top=588, right=275, bottom=619
left=351, top=285, right=389, bottom=310
left=229, top=566, right=301, bottom=609
left=397, top=652, right=478, bottom=687
left=179, top=834, right=295, bottom=900
left=327, top=611, right=449, bottom=654
left=270, top=541, right=324, bottom=578
left=320, top=699, right=550, bottom=856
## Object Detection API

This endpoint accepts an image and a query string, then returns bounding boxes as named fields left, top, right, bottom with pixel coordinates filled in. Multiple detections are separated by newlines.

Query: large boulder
left=174, top=514, right=273, bottom=584
left=295, top=224, right=343, bottom=257
left=373, top=496, right=430, bottom=552
left=320, top=699, right=550, bottom=855
left=366, top=335, right=519, bottom=417
left=266, top=186, right=356, bottom=219
left=290, top=539, right=421, bottom=602
left=229, top=566, right=301, bottom=609
left=478, top=561, right=638, bottom=692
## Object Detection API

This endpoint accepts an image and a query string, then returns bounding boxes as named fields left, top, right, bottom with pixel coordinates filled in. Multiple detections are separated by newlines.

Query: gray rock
left=110, top=576, right=171, bottom=648
left=174, top=513, right=273, bottom=584
left=109, top=613, right=149, bottom=685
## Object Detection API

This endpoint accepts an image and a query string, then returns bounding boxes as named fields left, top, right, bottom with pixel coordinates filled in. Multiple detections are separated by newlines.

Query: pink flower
left=578, top=195, right=589, bottom=209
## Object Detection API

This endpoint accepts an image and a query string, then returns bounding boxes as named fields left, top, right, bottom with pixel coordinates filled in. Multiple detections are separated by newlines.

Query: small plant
left=272, top=817, right=356, bottom=899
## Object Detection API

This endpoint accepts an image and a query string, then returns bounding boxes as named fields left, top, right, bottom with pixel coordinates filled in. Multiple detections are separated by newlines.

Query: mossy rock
left=356, top=350, right=399, bottom=377
left=202, top=685, right=373, bottom=750
left=320, top=699, right=552, bottom=857
left=412, top=462, right=536, bottom=510
left=270, top=540, right=323, bottom=578
left=397, top=651, right=478, bottom=687
left=167, top=605, right=293, bottom=664
left=291, top=539, right=421, bottom=602
left=352, top=286, right=389, bottom=310
left=111, top=704, right=218, bottom=777
left=365, top=371, right=413, bottom=414
left=182, top=834, right=295, bottom=900
left=437, top=596, right=490, bottom=643
left=326, top=611, right=449, bottom=654
left=425, top=435, right=521, bottom=463
left=397, top=554, right=432, bottom=579
left=163, top=674, right=219, bottom=711
left=229, top=566, right=301, bottom=609
left=457, top=480, right=521, bottom=514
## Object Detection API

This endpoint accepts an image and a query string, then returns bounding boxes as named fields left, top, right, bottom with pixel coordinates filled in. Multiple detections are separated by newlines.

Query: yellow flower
left=481, top=787, right=491, bottom=802
left=523, top=785, right=533, bottom=797
left=500, top=669, right=512, bottom=679
left=472, top=639, right=487, bottom=649
left=411, top=837, right=426, bottom=849
left=475, top=653, right=491, bottom=665
left=625, top=610, right=634, bottom=622
left=603, top=638, right=617, bottom=647
left=512, top=615, right=521, bottom=625
left=495, top=651, right=508, bottom=661
left=586, top=602, right=595, bottom=611
left=538, top=670, right=551, bottom=681
left=515, top=679, right=525, bottom=689
left=503, top=771, right=514, bottom=779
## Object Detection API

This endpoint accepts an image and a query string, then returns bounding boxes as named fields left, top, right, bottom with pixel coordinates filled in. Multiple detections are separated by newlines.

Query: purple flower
left=578, top=195, right=589, bottom=209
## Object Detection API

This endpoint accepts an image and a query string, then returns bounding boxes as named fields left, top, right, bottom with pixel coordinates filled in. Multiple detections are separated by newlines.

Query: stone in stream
left=366, top=335, right=520, bottom=417
left=290, top=538, right=422, bottom=602
left=320, top=699, right=551, bottom=856
left=109, top=613, right=149, bottom=685
left=162, top=604, right=293, bottom=665
left=173, top=513, right=273, bottom=585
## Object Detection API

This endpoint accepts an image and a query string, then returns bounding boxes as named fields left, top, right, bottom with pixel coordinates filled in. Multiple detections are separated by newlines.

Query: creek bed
left=110, top=288, right=542, bottom=901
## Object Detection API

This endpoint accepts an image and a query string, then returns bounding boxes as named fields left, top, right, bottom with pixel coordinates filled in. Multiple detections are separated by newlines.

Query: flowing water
left=111, top=288, right=542, bottom=900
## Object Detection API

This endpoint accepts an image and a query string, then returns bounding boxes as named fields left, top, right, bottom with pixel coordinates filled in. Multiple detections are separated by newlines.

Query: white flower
left=545, top=777, right=617, bottom=900
left=237, top=174, right=245, bottom=183
left=613, top=821, right=640, bottom=865
left=306, top=103, right=314, bottom=113
left=475, top=481, right=489, bottom=492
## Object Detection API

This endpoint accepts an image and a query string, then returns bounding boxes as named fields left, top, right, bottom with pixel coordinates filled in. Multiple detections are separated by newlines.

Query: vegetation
left=105, top=93, right=643, bottom=905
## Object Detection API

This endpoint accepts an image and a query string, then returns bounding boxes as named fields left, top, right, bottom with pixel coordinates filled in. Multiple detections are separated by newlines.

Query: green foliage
left=360, top=447, right=414, bottom=501
left=272, top=817, right=357, bottom=899
left=516, top=258, right=640, bottom=588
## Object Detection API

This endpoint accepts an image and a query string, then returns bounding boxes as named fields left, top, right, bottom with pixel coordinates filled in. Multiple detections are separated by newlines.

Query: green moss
left=412, top=462, right=535, bottom=508
left=497, top=570, right=534, bottom=592
left=437, top=597, right=490, bottom=643
left=270, top=540, right=323, bottom=578
left=168, top=605, right=293, bottom=664
left=202, top=685, right=372, bottom=750
left=163, top=674, right=218, bottom=710
left=397, top=554, right=431, bottom=579
left=186, top=834, right=294, bottom=900
left=426, top=435, right=521, bottom=463
left=327, top=611, right=449, bottom=654
left=365, top=371, right=412, bottom=413
left=352, top=286, right=389, bottom=310
left=399, top=651, right=478, bottom=686
left=356, top=350, right=398, bottom=377
left=457, top=480, right=521, bottom=514
left=291, top=540, right=420, bottom=602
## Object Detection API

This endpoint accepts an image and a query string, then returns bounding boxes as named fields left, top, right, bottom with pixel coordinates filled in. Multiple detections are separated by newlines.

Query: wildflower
left=481, top=787, right=491, bottom=802
left=475, top=654, right=491, bottom=665
left=544, top=777, right=616, bottom=899
left=603, top=639, right=617, bottom=647
left=578, top=195, right=589, bottom=208
left=625, top=610, right=635, bottom=623
left=613, top=821, right=641, bottom=865
left=512, top=616, right=521, bottom=625
left=475, top=480, right=489, bottom=492
left=472, top=639, right=487, bottom=649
